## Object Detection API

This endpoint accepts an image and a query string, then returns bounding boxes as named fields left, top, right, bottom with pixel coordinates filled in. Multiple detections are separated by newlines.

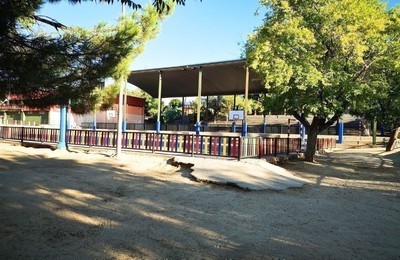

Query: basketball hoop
left=229, top=110, right=244, bottom=121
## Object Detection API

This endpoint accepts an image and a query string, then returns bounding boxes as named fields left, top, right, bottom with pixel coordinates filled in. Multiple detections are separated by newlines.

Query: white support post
left=123, top=81, right=127, bottom=131
left=116, top=80, right=124, bottom=156
left=196, top=67, right=203, bottom=135
left=116, top=2, right=126, bottom=157
left=156, top=71, right=162, bottom=133
left=242, top=66, right=249, bottom=137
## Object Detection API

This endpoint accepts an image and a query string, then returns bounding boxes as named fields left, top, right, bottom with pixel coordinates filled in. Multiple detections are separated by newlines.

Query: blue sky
left=39, top=0, right=400, bottom=71
left=38, top=0, right=264, bottom=70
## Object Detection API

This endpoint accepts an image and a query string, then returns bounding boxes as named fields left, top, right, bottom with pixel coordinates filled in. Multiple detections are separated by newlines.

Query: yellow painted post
left=195, top=67, right=203, bottom=135
left=242, top=67, right=249, bottom=137
left=156, top=71, right=162, bottom=133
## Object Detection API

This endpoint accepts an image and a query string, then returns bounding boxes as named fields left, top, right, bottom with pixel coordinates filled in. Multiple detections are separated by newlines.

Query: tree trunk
left=292, top=113, right=340, bottom=162
left=386, top=127, right=400, bottom=151
left=305, top=126, right=318, bottom=162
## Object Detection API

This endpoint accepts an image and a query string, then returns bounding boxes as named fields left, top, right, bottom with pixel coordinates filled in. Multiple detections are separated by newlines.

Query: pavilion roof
left=128, top=59, right=264, bottom=98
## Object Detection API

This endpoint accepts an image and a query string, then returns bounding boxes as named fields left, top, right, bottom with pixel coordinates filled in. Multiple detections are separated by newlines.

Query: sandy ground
left=0, top=142, right=399, bottom=259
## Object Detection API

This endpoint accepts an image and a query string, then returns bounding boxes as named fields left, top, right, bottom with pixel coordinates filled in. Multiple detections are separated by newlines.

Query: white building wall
left=48, top=107, right=60, bottom=127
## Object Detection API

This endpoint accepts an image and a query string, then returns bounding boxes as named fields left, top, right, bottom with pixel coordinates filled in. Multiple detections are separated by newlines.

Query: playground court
left=0, top=142, right=399, bottom=259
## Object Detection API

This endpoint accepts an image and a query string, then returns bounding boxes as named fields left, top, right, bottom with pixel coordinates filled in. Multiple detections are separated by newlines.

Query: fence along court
left=0, top=126, right=336, bottom=160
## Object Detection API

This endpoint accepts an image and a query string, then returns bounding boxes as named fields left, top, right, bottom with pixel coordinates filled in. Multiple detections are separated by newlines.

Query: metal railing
left=0, top=126, right=336, bottom=160
left=260, top=137, right=302, bottom=157
left=316, top=138, right=336, bottom=151
left=0, top=126, right=59, bottom=143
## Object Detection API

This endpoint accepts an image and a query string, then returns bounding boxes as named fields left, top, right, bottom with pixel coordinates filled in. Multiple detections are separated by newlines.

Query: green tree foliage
left=168, top=98, right=182, bottom=109
left=163, top=108, right=182, bottom=123
left=48, top=0, right=189, bottom=13
left=249, top=94, right=263, bottom=115
left=220, top=95, right=245, bottom=119
left=70, top=86, right=103, bottom=115
left=187, top=99, right=203, bottom=123
left=130, top=89, right=162, bottom=119
left=207, top=96, right=224, bottom=121
left=350, top=6, right=400, bottom=133
left=70, top=82, right=120, bottom=114
left=0, top=0, right=176, bottom=108
left=162, top=98, right=182, bottom=123
left=246, top=0, right=399, bottom=161
left=99, top=83, right=121, bottom=111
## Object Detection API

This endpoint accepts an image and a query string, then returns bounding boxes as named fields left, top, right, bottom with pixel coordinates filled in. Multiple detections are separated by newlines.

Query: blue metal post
left=262, top=122, right=267, bottom=134
left=300, top=124, right=305, bottom=140
left=232, top=121, right=237, bottom=133
left=242, top=121, right=248, bottom=137
left=156, top=120, right=161, bottom=133
left=57, top=105, right=67, bottom=149
left=195, top=122, right=201, bottom=135
left=92, top=110, right=97, bottom=131
left=122, top=120, right=127, bottom=132
left=337, top=122, right=344, bottom=144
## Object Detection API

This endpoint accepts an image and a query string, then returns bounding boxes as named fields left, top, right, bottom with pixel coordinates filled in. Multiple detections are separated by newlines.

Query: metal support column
left=242, top=67, right=249, bottom=137
left=123, top=81, right=127, bottom=132
left=337, top=122, right=344, bottom=144
left=262, top=114, right=267, bottom=134
left=57, top=105, right=67, bottom=149
left=156, top=71, right=162, bottom=133
left=181, top=96, right=185, bottom=121
left=116, top=80, right=124, bottom=156
left=116, top=3, right=126, bottom=157
left=92, top=110, right=97, bottom=131
left=195, top=67, right=203, bottom=135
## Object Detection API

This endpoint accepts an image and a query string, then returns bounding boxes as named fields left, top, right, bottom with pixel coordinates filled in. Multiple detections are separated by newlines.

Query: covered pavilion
left=128, top=59, right=264, bottom=135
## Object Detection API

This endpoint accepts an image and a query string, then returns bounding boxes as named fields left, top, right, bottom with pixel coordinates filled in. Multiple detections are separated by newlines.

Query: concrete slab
left=174, top=156, right=306, bottom=191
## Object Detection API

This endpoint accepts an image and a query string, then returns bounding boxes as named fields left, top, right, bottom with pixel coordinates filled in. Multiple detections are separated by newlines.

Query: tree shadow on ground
left=0, top=144, right=399, bottom=259
left=282, top=149, right=400, bottom=185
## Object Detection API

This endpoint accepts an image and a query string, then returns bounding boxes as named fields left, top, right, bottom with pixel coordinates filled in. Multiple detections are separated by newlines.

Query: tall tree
left=169, top=98, right=182, bottom=109
left=0, top=0, right=180, bottom=108
left=204, top=96, right=227, bottom=121
left=246, top=0, right=399, bottom=161
left=162, top=98, right=182, bottom=123
left=350, top=6, right=400, bottom=150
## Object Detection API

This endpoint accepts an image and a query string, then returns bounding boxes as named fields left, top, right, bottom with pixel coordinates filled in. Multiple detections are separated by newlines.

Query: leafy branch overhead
left=0, top=0, right=176, bottom=108
left=47, top=0, right=190, bottom=13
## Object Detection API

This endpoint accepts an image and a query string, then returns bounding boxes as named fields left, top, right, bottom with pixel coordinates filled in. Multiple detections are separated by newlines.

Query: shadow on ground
left=0, top=144, right=399, bottom=259
left=282, top=149, right=400, bottom=185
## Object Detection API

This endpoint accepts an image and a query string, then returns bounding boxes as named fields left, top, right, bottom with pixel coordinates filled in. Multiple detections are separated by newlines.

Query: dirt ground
left=0, top=142, right=399, bottom=259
